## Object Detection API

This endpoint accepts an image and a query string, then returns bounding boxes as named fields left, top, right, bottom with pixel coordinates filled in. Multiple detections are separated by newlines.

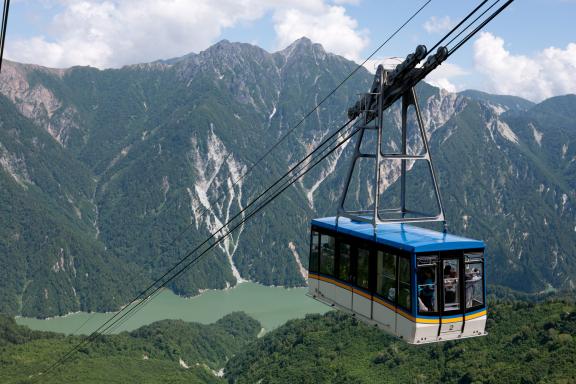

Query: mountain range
left=0, top=37, right=574, bottom=317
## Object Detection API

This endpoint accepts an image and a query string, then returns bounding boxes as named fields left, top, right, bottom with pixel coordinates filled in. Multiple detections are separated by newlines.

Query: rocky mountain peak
left=289, top=36, right=313, bottom=48
left=278, top=36, right=327, bottom=60
left=201, top=39, right=267, bottom=58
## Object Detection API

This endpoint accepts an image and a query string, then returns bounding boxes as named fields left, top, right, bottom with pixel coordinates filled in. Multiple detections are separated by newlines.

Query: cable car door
left=352, top=244, right=372, bottom=319
left=333, top=240, right=352, bottom=310
left=439, top=258, right=464, bottom=335
left=416, top=255, right=440, bottom=340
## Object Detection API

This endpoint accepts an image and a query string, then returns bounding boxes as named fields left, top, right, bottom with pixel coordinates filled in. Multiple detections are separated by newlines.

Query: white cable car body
left=307, top=217, right=487, bottom=344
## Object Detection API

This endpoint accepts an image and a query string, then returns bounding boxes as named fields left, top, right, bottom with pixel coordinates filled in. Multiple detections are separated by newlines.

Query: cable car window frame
left=319, top=233, right=336, bottom=277
left=442, top=258, right=461, bottom=312
left=337, top=240, right=352, bottom=283
left=372, top=246, right=411, bottom=310
left=376, top=250, right=397, bottom=304
left=416, top=254, right=439, bottom=315
left=311, top=225, right=411, bottom=306
left=309, top=230, right=320, bottom=273
left=438, top=250, right=463, bottom=316
left=397, top=255, right=412, bottom=313
left=356, top=245, right=371, bottom=290
left=464, top=251, right=485, bottom=311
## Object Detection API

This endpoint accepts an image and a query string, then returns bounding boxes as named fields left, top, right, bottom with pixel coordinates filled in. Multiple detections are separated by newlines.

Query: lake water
left=16, top=282, right=329, bottom=335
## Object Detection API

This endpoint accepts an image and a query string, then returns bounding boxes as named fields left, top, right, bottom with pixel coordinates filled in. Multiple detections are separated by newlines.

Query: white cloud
left=6, top=0, right=367, bottom=68
left=423, top=16, right=453, bottom=34
left=424, top=62, right=468, bottom=93
left=9, top=0, right=265, bottom=68
left=361, top=57, right=404, bottom=73
left=331, top=0, right=361, bottom=4
left=473, top=32, right=576, bottom=101
left=274, top=4, right=368, bottom=61
left=428, top=78, right=458, bottom=93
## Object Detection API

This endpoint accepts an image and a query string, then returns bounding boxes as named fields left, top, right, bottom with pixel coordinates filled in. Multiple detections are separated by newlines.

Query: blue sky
left=6, top=0, right=576, bottom=101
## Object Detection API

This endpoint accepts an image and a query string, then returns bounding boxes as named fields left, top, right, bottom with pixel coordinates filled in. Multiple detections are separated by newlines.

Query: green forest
left=0, top=312, right=260, bottom=383
left=227, top=298, right=576, bottom=383
left=1, top=296, right=574, bottom=383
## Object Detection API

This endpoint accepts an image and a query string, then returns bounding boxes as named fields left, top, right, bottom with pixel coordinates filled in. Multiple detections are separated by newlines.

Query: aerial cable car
left=307, top=45, right=487, bottom=344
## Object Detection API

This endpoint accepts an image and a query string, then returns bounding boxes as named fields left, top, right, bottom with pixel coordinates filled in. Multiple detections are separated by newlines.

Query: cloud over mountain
left=473, top=32, right=576, bottom=102
left=7, top=0, right=367, bottom=68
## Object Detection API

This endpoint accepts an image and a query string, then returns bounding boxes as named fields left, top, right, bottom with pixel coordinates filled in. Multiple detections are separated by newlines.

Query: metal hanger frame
left=337, top=68, right=447, bottom=232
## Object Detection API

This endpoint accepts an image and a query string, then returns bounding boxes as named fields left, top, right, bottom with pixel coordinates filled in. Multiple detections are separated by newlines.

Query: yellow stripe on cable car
left=353, top=288, right=371, bottom=300
left=465, top=310, right=487, bottom=320
left=316, top=275, right=352, bottom=291
left=334, top=280, right=352, bottom=291
left=373, top=296, right=395, bottom=311
left=416, top=317, right=440, bottom=324
left=441, top=316, right=464, bottom=323
left=397, top=310, right=416, bottom=322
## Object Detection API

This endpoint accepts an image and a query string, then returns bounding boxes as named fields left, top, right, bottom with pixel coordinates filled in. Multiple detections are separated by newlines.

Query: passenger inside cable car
left=417, top=267, right=435, bottom=312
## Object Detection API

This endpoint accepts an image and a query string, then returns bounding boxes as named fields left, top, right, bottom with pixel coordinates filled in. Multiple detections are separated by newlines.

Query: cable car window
left=398, top=256, right=411, bottom=311
left=443, top=259, right=460, bottom=311
left=376, top=251, right=396, bottom=302
left=338, top=242, right=351, bottom=282
left=417, top=260, right=437, bottom=314
left=319, top=234, right=335, bottom=276
left=465, top=258, right=484, bottom=309
left=309, top=231, right=320, bottom=273
left=357, top=247, right=370, bottom=290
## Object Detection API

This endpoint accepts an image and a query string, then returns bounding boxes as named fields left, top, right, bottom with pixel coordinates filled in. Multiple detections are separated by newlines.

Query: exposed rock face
left=0, top=141, right=32, bottom=188
left=0, top=61, right=79, bottom=145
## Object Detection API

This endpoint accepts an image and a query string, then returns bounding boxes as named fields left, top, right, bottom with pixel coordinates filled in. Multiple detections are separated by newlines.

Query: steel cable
left=0, top=0, right=10, bottom=73
left=35, top=0, right=448, bottom=377
left=35, top=120, right=361, bottom=379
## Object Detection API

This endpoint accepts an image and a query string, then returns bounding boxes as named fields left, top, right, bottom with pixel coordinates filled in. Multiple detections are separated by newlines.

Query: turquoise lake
left=16, top=282, right=329, bottom=335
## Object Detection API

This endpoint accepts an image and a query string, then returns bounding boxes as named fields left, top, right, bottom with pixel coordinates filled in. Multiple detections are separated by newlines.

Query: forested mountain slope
left=226, top=300, right=576, bottom=384
left=0, top=312, right=260, bottom=383
left=0, top=95, right=145, bottom=317
left=0, top=38, right=574, bottom=317
left=1, top=301, right=574, bottom=383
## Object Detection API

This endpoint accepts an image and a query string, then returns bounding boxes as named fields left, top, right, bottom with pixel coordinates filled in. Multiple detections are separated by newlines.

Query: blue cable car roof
left=312, top=216, right=484, bottom=253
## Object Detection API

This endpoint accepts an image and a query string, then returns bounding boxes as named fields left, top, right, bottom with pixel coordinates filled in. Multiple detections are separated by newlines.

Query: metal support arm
left=337, top=62, right=447, bottom=233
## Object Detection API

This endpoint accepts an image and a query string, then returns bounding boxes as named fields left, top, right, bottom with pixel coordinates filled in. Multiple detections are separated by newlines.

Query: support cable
left=151, top=0, right=433, bottom=252
left=447, top=0, right=514, bottom=58
left=444, top=0, right=501, bottom=49
left=66, top=0, right=433, bottom=338
left=95, top=1, right=517, bottom=348
left=101, top=124, right=361, bottom=336
left=0, top=0, right=10, bottom=73
left=67, top=0, right=435, bottom=338
left=36, top=120, right=361, bottom=379
left=427, top=0, right=489, bottom=54
left=36, top=0, right=515, bottom=375
left=37, top=116, right=356, bottom=375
